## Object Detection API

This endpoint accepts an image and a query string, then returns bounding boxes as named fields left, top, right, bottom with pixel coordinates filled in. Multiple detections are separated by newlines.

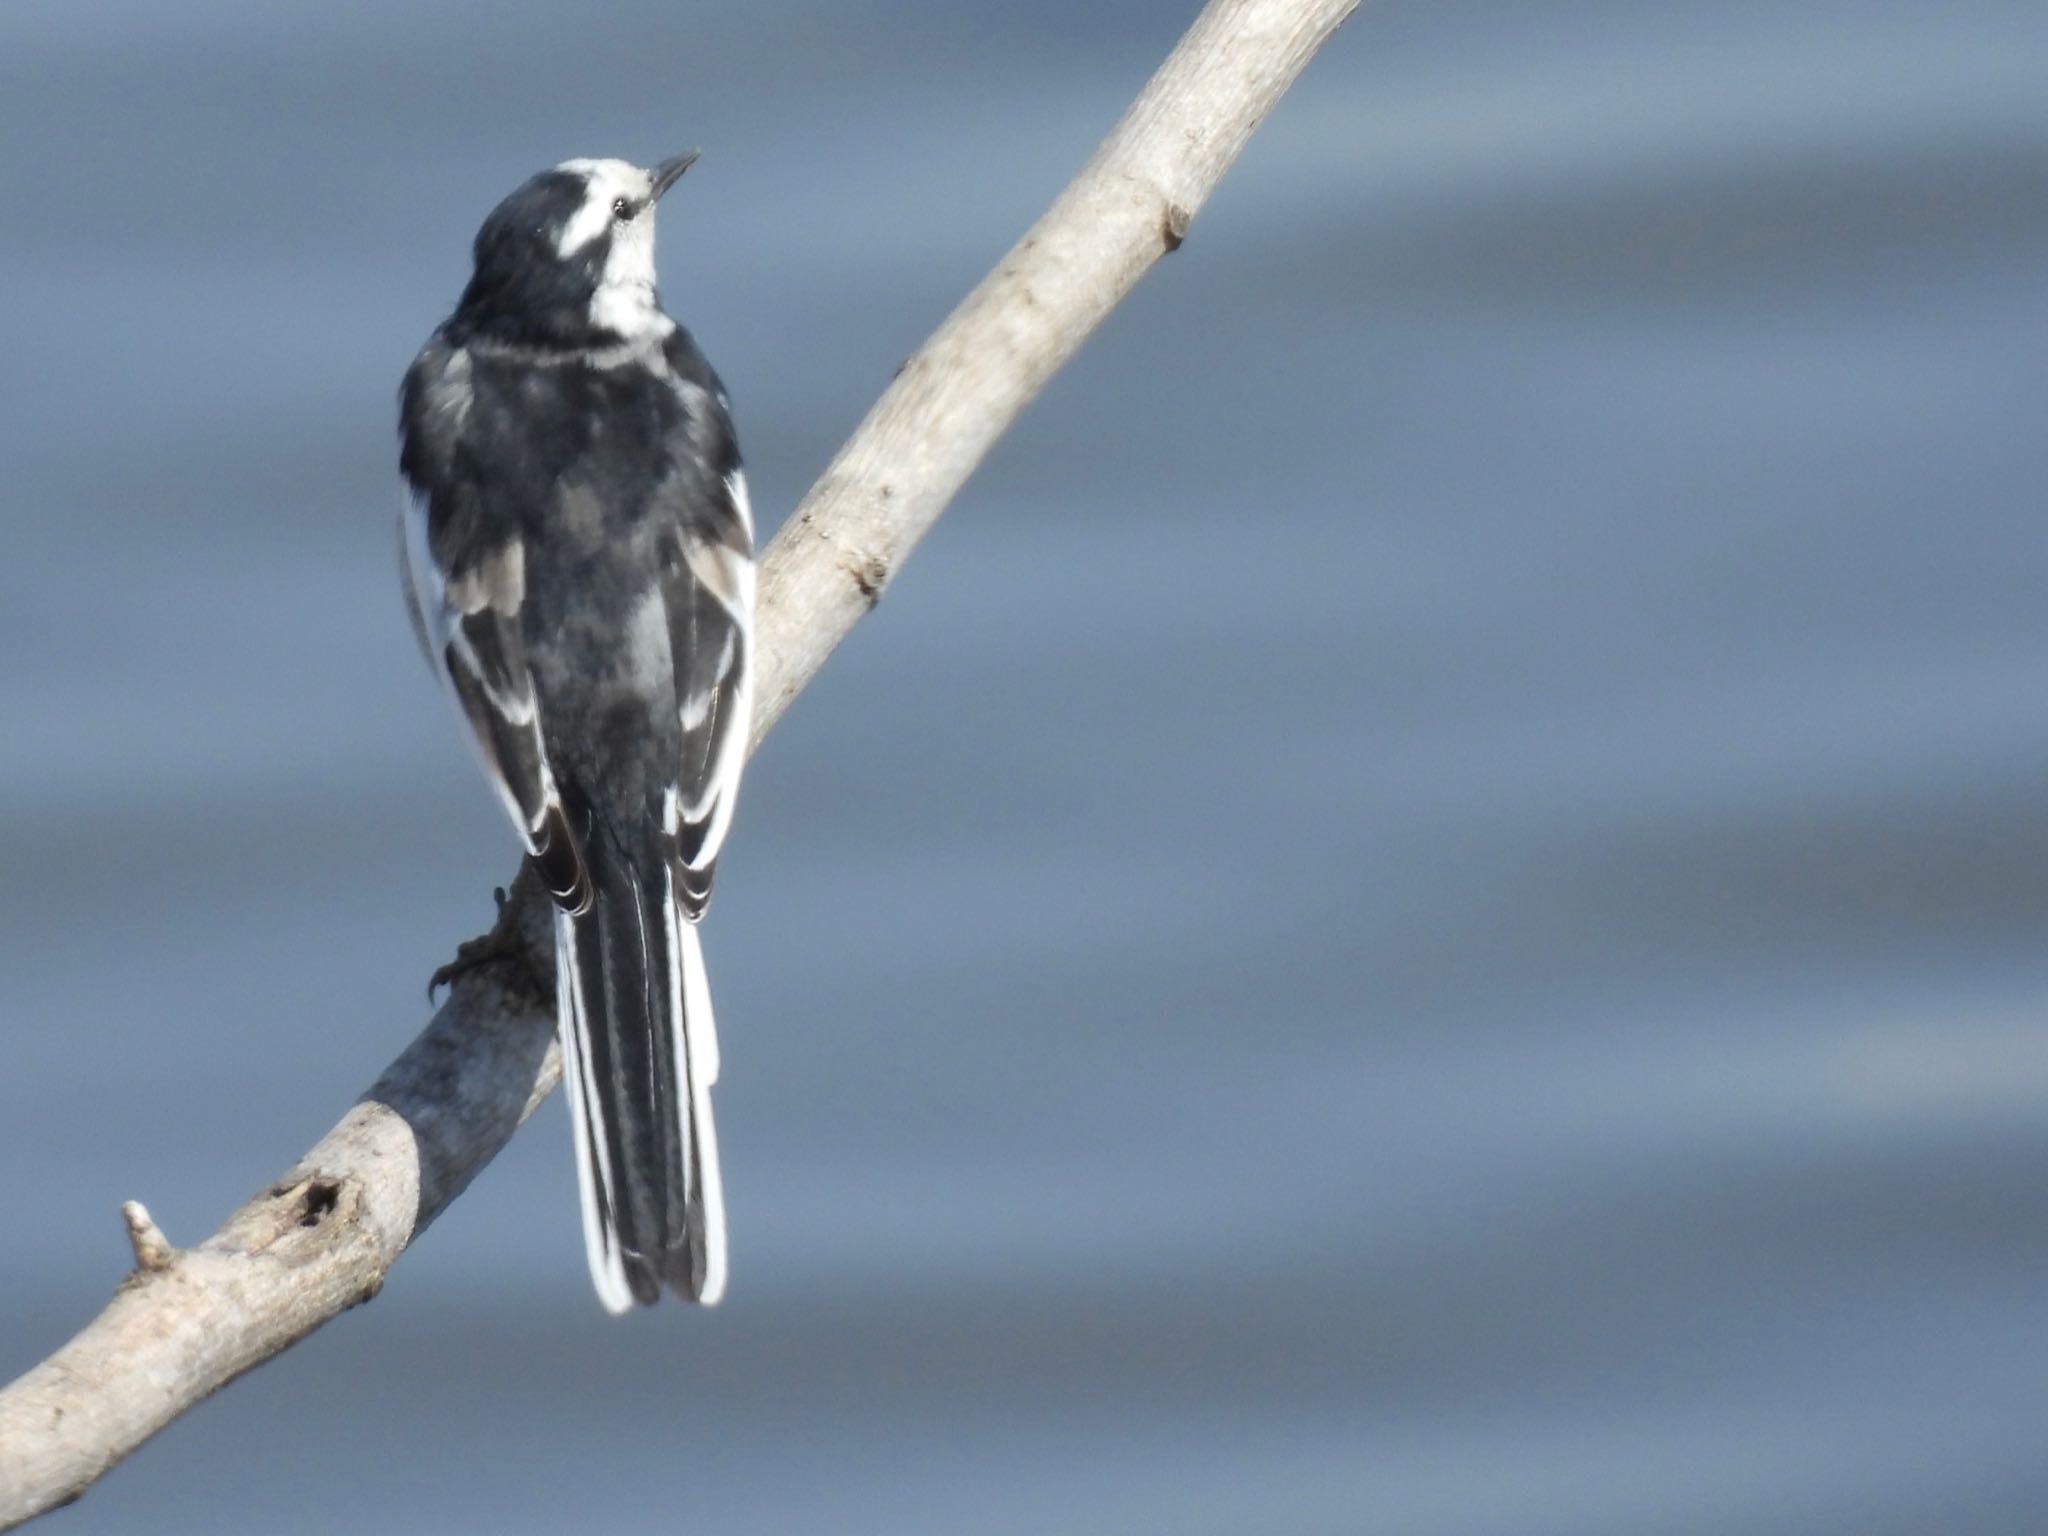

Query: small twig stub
left=1163, top=202, right=1192, bottom=251
left=120, top=1203, right=175, bottom=1274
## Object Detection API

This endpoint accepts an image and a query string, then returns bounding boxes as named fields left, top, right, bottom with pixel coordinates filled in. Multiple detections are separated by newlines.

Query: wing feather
left=662, top=466, right=753, bottom=915
left=400, top=481, right=587, bottom=909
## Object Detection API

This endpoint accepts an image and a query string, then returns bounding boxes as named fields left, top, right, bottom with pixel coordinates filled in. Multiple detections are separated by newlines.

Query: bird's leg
left=427, top=866, right=553, bottom=1006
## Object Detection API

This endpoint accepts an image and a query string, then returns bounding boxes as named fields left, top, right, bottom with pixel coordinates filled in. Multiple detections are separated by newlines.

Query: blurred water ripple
left=2, top=2, right=2044, bottom=1531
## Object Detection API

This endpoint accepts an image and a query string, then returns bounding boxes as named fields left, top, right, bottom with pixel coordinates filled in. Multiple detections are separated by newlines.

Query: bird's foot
left=428, top=884, right=546, bottom=1004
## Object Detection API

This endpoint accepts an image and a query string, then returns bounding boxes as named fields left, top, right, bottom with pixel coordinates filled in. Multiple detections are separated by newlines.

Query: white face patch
left=553, top=158, right=645, bottom=257
left=554, top=157, right=676, bottom=345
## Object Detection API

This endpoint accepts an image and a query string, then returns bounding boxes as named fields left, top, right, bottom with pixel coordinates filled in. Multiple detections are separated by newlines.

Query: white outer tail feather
left=556, top=915, right=634, bottom=1313
left=671, top=907, right=727, bottom=1305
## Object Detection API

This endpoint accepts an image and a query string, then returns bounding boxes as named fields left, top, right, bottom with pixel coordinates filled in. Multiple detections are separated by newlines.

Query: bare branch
left=0, top=0, right=1359, bottom=1524
left=750, top=0, right=1359, bottom=739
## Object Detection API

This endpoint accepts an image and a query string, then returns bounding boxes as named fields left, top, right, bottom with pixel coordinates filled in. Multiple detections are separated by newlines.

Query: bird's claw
left=427, top=886, right=530, bottom=998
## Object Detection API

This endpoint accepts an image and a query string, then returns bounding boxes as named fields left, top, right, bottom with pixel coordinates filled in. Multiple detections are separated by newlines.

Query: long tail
left=553, top=834, right=725, bottom=1311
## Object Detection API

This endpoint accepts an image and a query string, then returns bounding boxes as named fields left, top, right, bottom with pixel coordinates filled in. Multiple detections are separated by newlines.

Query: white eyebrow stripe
left=553, top=158, right=658, bottom=259
left=556, top=189, right=614, bottom=257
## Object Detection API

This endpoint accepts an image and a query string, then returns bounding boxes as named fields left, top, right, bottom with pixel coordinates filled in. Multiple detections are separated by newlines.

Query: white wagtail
left=399, top=154, right=752, bottom=1310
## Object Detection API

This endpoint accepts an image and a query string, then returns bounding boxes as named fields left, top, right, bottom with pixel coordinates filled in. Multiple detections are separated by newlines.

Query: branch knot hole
left=298, top=1180, right=342, bottom=1229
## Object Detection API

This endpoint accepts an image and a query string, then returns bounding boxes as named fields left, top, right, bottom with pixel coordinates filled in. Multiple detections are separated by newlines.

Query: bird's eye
left=612, top=197, right=635, bottom=221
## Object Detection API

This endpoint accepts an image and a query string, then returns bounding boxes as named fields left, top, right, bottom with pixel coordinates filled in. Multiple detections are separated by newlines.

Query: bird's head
left=453, top=152, right=699, bottom=350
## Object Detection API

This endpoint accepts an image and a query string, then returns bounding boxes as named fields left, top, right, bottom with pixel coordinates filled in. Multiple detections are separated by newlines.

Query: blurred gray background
left=4, top=1, right=2046, bottom=1531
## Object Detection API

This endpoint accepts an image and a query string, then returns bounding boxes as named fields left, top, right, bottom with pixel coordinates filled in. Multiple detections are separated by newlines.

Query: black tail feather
left=555, top=822, right=724, bottom=1310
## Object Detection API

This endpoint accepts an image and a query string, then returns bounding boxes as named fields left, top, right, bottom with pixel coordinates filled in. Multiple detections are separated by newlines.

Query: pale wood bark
left=0, top=0, right=1360, bottom=1523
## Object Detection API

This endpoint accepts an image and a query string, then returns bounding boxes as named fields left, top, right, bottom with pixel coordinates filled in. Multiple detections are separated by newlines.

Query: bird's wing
left=399, top=340, right=587, bottom=909
left=401, top=486, right=589, bottom=910
left=659, top=343, right=755, bottom=917
left=663, top=469, right=753, bottom=912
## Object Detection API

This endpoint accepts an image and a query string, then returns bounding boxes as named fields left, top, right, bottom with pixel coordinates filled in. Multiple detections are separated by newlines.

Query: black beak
left=649, top=150, right=701, bottom=201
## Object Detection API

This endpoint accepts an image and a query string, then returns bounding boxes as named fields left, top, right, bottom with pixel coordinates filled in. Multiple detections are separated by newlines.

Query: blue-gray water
left=4, top=2, right=2045, bottom=1530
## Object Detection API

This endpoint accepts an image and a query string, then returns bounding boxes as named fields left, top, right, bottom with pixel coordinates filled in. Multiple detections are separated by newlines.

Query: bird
left=397, top=153, right=752, bottom=1311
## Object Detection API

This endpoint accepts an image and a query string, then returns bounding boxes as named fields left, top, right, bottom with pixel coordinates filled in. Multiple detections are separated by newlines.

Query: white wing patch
left=401, top=484, right=561, bottom=845
left=673, top=468, right=755, bottom=870
left=445, top=540, right=536, bottom=726
left=689, top=661, right=751, bottom=868
left=685, top=532, right=753, bottom=621
left=724, top=469, right=755, bottom=541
